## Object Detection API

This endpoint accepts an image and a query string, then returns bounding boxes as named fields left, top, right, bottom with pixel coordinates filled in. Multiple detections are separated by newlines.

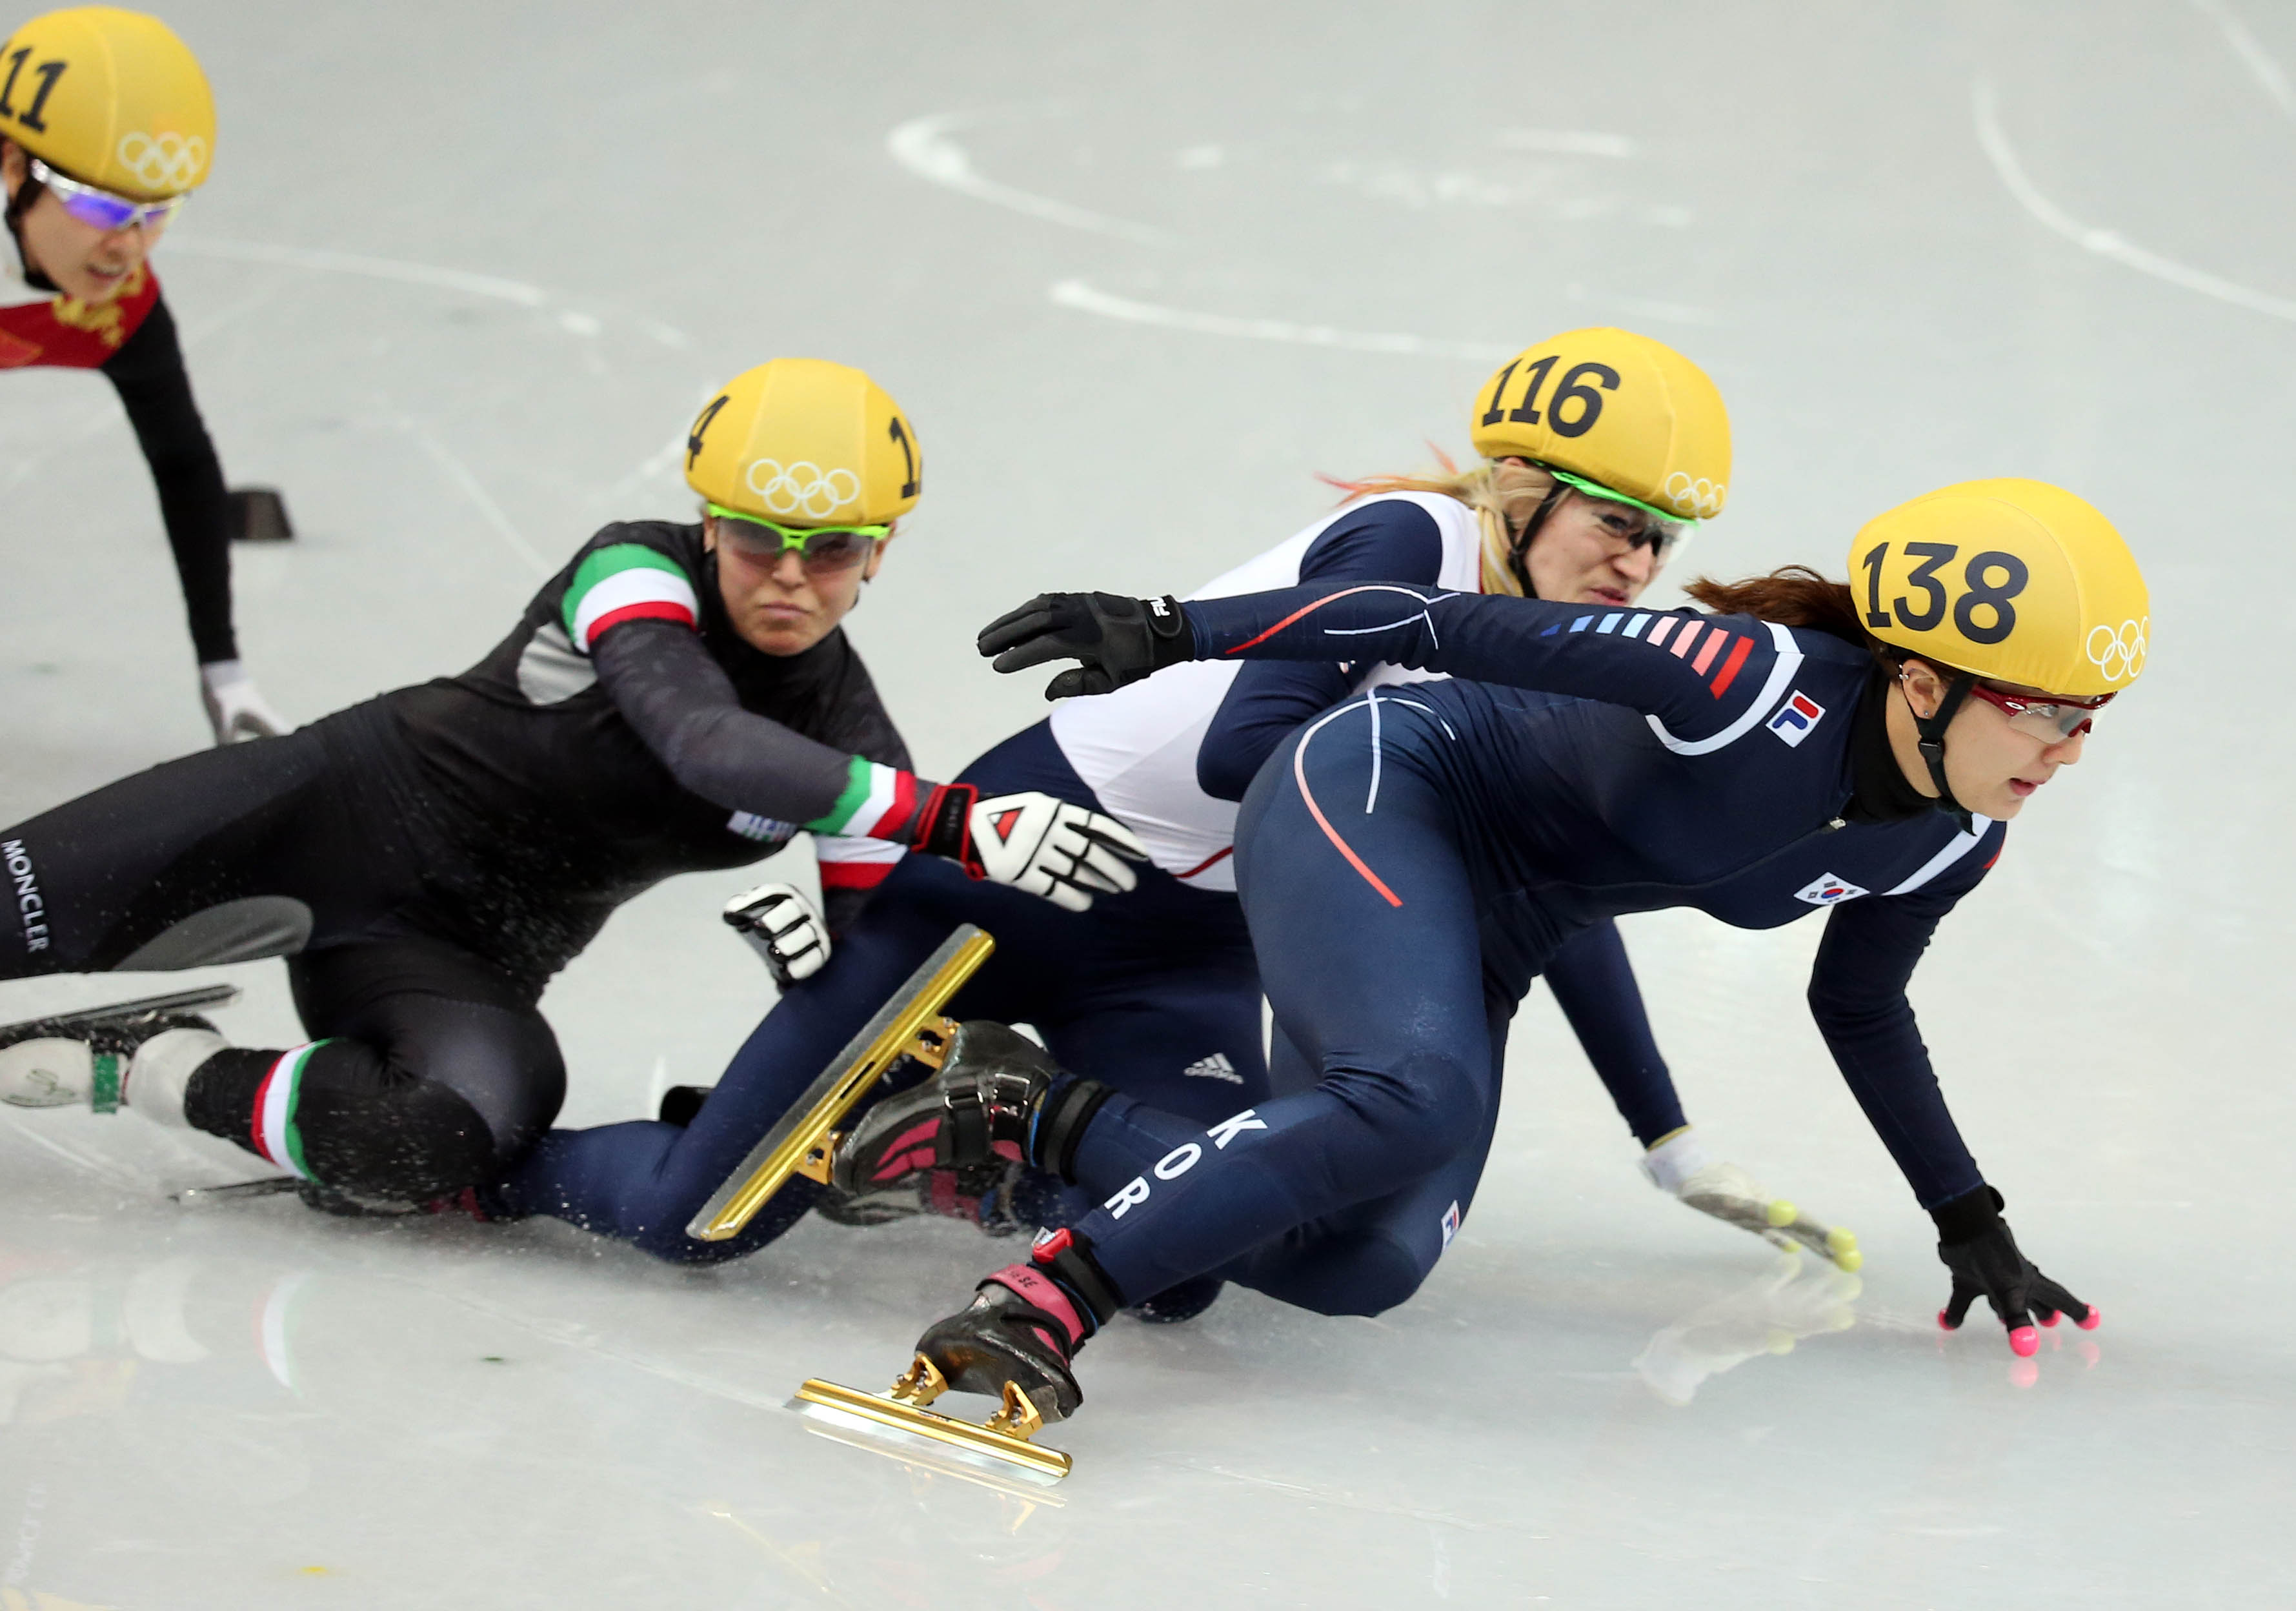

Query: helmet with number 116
left=0, top=6, right=215, bottom=198
left=1469, top=326, right=1732, bottom=524
left=684, top=358, right=922, bottom=529
left=1850, top=478, right=2149, bottom=698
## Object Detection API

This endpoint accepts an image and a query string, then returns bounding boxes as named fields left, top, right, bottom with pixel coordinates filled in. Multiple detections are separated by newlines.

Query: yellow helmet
left=0, top=7, right=214, bottom=199
left=1469, top=327, right=1731, bottom=523
left=683, top=358, right=921, bottom=528
left=1851, top=478, right=2149, bottom=697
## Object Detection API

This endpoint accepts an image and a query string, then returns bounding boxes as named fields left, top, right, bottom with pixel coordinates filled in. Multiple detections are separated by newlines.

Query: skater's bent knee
left=1323, top=1049, right=1488, bottom=1168
left=297, top=1077, right=501, bottom=1200
left=1282, top=1235, right=1432, bottom=1318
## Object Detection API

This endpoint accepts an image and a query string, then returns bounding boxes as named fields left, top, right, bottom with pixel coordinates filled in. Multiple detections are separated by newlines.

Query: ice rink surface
left=3, top=1, right=2292, bottom=1604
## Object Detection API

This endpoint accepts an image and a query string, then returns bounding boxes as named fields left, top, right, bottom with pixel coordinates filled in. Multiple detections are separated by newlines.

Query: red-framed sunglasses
left=1965, top=682, right=2113, bottom=742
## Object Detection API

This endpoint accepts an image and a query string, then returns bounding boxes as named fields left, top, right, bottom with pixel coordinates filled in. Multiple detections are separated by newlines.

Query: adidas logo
left=1181, top=1052, right=1241, bottom=1084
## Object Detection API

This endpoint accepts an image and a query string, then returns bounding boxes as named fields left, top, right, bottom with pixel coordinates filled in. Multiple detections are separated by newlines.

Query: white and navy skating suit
left=498, top=494, right=1684, bottom=1261
left=1051, top=583, right=2002, bottom=1316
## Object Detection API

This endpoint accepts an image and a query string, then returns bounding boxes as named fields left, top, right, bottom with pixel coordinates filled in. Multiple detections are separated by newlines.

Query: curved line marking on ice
left=1051, top=279, right=1515, bottom=361
left=1971, top=79, right=2296, bottom=325
left=165, top=236, right=692, bottom=347
left=2188, top=0, right=2296, bottom=120
left=887, top=110, right=1178, bottom=247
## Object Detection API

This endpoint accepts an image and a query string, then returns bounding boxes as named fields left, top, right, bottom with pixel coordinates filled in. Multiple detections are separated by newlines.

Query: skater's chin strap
left=1904, top=661, right=1979, bottom=836
left=1502, top=479, right=1572, bottom=600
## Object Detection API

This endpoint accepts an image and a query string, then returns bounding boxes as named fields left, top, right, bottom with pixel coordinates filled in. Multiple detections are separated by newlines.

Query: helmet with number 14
left=685, top=358, right=922, bottom=530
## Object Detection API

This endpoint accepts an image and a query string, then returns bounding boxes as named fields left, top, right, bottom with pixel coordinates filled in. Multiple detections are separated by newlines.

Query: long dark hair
left=1684, top=566, right=1880, bottom=652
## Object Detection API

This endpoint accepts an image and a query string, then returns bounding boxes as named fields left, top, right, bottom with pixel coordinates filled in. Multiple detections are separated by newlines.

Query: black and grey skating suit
left=0, top=520, right=926, bottom=1197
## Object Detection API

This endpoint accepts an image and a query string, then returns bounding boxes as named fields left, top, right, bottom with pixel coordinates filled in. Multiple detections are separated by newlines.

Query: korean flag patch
left=1793, top=872, right=1868, bottom=906
left=1767, top=691, right=1826, bottom=747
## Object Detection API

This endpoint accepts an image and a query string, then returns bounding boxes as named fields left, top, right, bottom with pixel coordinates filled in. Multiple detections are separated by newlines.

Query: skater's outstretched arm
left=1196, top=500, right=1445, bottom=802
left=983, top=586, right=1808, bottom=749
left=1803, top=829, right=2002, bottom=1210
left=103, top=297, right=236, bottom=669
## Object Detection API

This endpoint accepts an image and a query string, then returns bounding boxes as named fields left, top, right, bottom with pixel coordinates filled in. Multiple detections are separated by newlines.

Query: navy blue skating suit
left=1052, top=583, right=2004, bottom=1315
left=492, top=496, right=1687, bottom=1261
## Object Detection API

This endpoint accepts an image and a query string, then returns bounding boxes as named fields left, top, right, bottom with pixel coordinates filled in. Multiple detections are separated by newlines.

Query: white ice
left=2, top=2, right=2291, bottom=1605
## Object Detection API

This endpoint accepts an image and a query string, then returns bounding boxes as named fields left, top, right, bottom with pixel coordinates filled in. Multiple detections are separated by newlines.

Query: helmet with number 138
left=1852, top=477, right=2150, bottom=827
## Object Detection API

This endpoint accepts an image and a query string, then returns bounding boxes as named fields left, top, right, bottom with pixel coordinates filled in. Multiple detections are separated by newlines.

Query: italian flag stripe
left=805, top=758, right=920, bottom=840
left=564, top=545, right=700, bottom=651
left=818, top=835, right=905, bottom=889
left=251, top=1042, right=329, bottom=1180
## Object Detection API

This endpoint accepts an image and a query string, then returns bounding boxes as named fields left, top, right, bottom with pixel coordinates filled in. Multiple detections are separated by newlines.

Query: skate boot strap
left=943, top=1062, right=1046, bottom=1164
left=981, top=1264, right=1092, bottom=1352
left=1025, top=1227, right=1123, bottom=1330
left=1029, top=1078, right=1115, bottom=1180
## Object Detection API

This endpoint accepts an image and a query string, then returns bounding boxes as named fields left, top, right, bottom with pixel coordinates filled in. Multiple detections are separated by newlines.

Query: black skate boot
left=829, top=1021, right=1111, bottom=1197
left=908, top=1230, right=1123, bottom=1426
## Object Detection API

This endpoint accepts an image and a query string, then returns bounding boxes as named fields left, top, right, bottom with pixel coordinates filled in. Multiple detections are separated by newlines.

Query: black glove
left=976, top=593, right=1196, bottom=700
left=1932, top=1186, right=2097, bottom=1356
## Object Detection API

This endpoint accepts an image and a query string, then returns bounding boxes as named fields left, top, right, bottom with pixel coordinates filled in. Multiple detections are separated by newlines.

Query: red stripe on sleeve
left=1706, top=636, right=1753, bottom=694
left=1224, top=586, right=1415, bottom=656
left=820, top=859, right=897, bottom=889
left=589, top=599, right=697, bottom=642
left=1669, top=621, right=1704, bottom=659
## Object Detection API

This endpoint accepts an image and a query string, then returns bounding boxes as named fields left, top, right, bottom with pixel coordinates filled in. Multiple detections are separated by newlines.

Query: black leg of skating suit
left=0, top=721, right=564, bottom=1199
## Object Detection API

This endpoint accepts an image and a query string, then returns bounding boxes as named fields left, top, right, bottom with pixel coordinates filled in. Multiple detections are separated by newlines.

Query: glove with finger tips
left=723, top=882, right=831, bottom=989
left=917, top=787, right=1149, bottom=912
left=1931, top=1185, right=2095, bottom=1357
left=976, top=593, right=1196, bottom=700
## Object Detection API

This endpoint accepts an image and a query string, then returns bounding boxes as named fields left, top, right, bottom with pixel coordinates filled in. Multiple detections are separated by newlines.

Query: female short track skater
left=840, top=472, right=2144, bottom=1424
left=494, top=327, right=1851, bottom=1274
left=0, top=358, right=1143, bottom=1205
left=2, top=6, right=283, bottom=742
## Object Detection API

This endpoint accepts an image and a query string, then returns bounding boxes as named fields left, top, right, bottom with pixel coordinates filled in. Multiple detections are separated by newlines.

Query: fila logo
left=1182, top=1052, right=1242, bottom=1084
left=1793, top=872, right=1868, bottom=906
left=1439, top=1201, right=1462, bottom=1247
left=1766, top=691, right=1826, bottom=746
left=1149, top=596, right=1171, bottom=618
left=988, top=807, right=1025, bottom=844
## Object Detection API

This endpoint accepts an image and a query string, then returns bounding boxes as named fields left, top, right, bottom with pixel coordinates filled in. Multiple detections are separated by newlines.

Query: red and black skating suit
left=2, top=248, right=240, bottom=665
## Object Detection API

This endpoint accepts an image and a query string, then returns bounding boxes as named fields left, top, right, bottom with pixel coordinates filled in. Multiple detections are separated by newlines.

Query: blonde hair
left=1321, top=449, right=1557, bottom=597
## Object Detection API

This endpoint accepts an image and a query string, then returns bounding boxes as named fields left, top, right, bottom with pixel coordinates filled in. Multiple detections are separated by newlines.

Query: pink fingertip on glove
left=2077, top=1305, right=2102, bottom=1331
left=1936, top=1308, right=1955, bottom=1332
left=2008, top=1324, right=2040, bottom=1357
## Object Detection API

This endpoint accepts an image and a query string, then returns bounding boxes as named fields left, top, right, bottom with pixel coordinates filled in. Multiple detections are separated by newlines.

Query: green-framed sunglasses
left=707, top=503, right=891, bottom=573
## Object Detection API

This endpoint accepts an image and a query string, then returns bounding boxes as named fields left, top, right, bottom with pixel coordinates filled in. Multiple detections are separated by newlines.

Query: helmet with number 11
left=0, top=7, right=216, bottom=199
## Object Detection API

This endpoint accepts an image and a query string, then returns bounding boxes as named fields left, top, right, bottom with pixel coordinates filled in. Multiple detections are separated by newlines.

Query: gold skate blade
left=687, top=925, right=995, bottom=1242
left=788, top=1378, right=1072, bottom=1486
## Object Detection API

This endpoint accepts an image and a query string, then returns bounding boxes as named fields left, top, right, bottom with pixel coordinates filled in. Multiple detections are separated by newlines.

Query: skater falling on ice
left=0, top=358, right=1143, bottom=1208
left=496, top=327, right=1854, bottom=1283
left=1, top=6, right=287, bottom=742
left=843, top=469, right=2142, bottom=1441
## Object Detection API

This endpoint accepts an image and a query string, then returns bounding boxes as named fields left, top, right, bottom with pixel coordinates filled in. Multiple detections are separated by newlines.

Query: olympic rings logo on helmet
left=2084, top=617, right=2148, bottom=684
left=116, top=132, right=208, bottom=192
left=745, top=458, right=861, bottom=520
left=1662, top=471, right=1724, bottom=520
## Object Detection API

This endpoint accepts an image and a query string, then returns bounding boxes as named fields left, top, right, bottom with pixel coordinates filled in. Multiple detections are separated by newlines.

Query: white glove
left=723, top=882, right=830, bottom=988
left=199, top=660, right=288, bottom=745
left=1640, top=1127, right=1861, bottom=1271
left=961, top=791, right=1147, bottom=913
